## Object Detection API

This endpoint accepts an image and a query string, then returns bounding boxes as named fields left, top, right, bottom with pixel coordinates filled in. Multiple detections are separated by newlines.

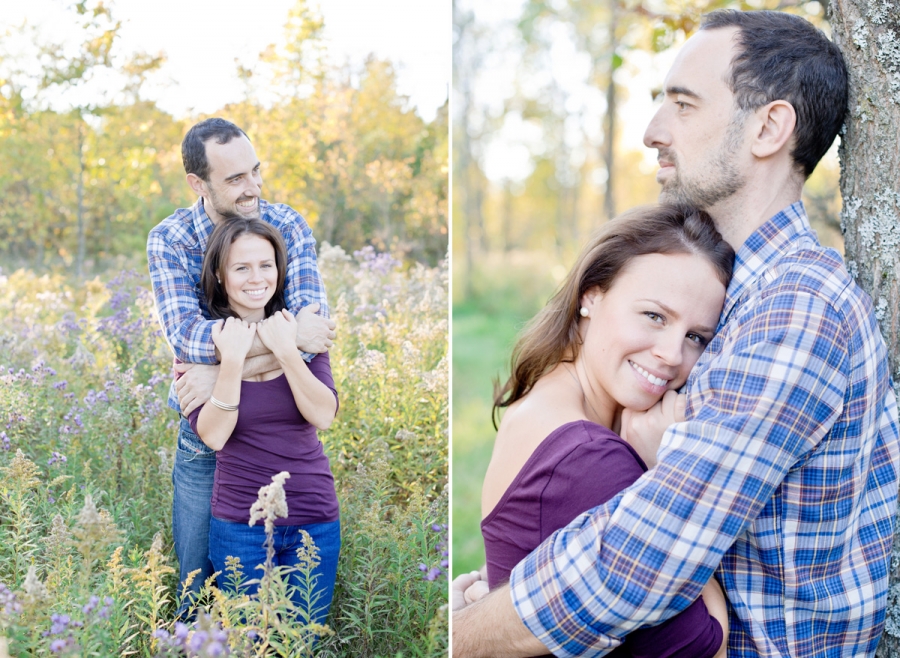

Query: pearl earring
left=580, top=307, right=589, bottom=318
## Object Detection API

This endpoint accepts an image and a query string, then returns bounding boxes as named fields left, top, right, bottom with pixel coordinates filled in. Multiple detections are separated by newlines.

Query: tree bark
left=830, top=2, right=900, bottom=654
left=602, top=0, right=618, bottom=222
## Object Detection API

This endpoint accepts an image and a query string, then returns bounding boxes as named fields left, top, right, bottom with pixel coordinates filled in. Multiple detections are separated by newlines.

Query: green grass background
left=451, top=253, right=561, bottom=574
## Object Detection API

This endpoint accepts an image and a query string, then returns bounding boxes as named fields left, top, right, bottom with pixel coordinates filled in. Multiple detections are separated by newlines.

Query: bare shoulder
left=481, top=368, right=585, bottom=518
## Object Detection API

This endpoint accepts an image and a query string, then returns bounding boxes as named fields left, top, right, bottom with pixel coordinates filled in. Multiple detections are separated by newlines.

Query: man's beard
left=207, top=186, right=260, bottom=221
left=658, top=115, right=747, bottom=210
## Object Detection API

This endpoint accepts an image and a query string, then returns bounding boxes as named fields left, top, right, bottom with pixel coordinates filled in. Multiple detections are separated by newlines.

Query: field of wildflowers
left=0, top=244, right=448, bottom=656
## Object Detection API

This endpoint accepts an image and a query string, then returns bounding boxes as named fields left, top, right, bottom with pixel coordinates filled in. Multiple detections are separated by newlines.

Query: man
left=147, top=118, right=336, bottom=609
left=453, top=10, right=900, bottom=657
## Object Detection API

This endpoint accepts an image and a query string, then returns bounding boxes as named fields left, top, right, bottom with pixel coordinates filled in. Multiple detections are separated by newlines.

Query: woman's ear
left=580, top=287, right=602, bottom=316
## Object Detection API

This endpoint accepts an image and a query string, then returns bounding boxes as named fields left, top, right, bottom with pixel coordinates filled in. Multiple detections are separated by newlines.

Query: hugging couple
left=453, top=9, right=900, bottom=658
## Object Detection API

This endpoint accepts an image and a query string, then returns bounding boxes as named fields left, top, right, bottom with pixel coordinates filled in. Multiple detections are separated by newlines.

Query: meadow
left=0, top=244, right=448, bottom=657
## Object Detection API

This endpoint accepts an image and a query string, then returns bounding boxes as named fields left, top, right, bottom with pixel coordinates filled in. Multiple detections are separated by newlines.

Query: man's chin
left=220, top=209, right=261, bottom=221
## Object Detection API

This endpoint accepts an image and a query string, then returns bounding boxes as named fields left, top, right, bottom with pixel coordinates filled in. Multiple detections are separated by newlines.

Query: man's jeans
left=172, top=416, right=216, bottom=611
left=208, top=516, right=341, bottom=627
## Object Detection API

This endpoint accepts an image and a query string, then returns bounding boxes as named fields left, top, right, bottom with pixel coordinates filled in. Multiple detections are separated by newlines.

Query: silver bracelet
left=209, top=395, right=239, bottom=412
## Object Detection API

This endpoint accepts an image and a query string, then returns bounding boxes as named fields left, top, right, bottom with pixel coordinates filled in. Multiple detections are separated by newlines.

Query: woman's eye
left=687, top=333, right=709, bottom=347
left=644, top=312, right=663, bottom=323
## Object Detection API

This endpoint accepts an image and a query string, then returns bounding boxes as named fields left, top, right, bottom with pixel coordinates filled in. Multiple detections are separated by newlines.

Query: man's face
left=643, top=27, right=749, bottom=210
left=196, top=135, right=263, bottom=223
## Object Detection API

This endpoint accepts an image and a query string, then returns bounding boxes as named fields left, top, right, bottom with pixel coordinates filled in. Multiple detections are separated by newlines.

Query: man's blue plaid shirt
left=510, top=203, right=900, bottom=657
left=147, top=197, right=329, bottom=412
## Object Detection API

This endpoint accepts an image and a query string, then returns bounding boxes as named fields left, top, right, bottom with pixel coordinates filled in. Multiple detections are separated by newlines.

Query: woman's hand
left=620, top=390, right=686, bottom=469
left=257, top=309, right=300, bottom=361
left=211, top=317, right=257, bottom=364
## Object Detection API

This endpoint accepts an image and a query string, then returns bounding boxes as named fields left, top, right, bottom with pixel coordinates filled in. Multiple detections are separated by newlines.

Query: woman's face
left=579, top=251, right=726, bottom=420
left=222, top=233, right=278, bottom=322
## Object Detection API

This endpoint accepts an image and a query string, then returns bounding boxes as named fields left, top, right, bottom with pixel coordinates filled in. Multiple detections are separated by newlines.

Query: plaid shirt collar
left=187, top=196, right=274, bottom=251
left=720, top=201, right=810, bottom=328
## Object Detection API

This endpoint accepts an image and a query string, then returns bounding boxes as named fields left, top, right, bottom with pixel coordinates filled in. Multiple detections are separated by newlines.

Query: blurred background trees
left=0, top=0, right=448, bottom=275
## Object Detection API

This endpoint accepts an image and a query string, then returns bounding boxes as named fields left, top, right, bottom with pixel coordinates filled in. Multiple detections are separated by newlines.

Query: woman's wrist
left=272, top=344, right=301, bottom=364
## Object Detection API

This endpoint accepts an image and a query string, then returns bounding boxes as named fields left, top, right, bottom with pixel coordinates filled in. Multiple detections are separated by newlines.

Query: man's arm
left=484, top=291, right=849, bottom=657
left=147, top=227, right=219, bottom=365
left=453, top=585, right=547, bottom=658
left=175, top=353, right=280, bottom=416
left=275, top=207, right=335, bottom=359
left=237, top=303, right=335, bottom=360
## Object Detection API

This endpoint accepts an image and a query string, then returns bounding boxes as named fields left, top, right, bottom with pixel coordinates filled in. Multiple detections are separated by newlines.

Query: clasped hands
left=175, top=304, right=336, bottom=415
left=619, top=389, right=686, bottom=469
left=211, top=310, right=298, bottom=362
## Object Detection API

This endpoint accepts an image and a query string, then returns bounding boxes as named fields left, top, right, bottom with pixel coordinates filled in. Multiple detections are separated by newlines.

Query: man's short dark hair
left=702, top=10, right=848, bottom=179
left=181, top=118, right=249, bottom=181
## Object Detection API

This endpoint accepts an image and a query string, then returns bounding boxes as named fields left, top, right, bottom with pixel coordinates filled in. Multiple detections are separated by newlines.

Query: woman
left=188, top=217, right=340, bottom=627
left=480, top=205, right=733, bottom=657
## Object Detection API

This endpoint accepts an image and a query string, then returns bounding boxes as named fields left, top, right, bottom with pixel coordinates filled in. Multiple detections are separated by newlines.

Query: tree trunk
left=830, top=2, right=900, bottom=654
left=603, top=0, right=618, bottom=222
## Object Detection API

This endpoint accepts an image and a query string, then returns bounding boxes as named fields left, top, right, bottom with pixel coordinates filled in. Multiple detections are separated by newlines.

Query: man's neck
left=707, top=172, right=803, bottom=251
left=199, top=197, right=222, bottom=225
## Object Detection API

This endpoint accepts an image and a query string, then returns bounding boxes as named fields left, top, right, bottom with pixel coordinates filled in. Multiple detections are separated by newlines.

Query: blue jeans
left=208, top=516, right=341, bottom=626
left=171, top=416, right=216, bottom=611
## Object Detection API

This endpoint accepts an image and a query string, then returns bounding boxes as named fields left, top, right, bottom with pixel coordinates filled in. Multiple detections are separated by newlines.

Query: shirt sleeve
left=147, top=227, right=219, bottom=365
left=542, top=437, right=724, bottom=658
left=307, top=351, right=339, bottom=414
left=279, top=209, right=330, bottom=363
left=510, top=288, right=850, bottom=657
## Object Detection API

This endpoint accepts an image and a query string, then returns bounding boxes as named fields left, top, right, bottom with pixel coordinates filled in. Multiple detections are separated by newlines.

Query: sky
left=2, top=0, right=449, bottom=121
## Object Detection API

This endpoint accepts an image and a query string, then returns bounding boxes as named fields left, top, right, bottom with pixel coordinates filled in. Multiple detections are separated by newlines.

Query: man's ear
left=750, top=100, right=796, bottom=159
left=186, top=173, right=207, bottom=197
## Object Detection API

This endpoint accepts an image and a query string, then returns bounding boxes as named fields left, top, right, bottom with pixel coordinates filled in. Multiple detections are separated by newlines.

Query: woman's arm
left=257, top=310, right=337, bottom=430
left=195, top=318, right=257, bottom=450
left=701, top=577, right=729, bottom=658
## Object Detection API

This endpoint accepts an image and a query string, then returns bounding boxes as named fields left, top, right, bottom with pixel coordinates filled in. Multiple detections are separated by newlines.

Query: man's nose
left=643, top=106, right=669, bottom=149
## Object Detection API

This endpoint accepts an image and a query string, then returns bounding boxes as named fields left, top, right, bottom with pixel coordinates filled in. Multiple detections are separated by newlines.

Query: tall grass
left=0, top=244, right=447, bottom=656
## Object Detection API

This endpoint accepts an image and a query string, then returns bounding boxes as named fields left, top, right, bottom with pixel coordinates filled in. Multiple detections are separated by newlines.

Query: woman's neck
left=563, top=360, right=618, bottom=430
left=236, top=309, right=265, bottom=323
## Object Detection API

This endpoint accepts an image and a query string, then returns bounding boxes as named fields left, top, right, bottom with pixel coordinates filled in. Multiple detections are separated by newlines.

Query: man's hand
left=620, top=390, right=686, bottom=469
left=175, top=362, right=221, bottom=416
left=295, top=303, right=336, bottom=354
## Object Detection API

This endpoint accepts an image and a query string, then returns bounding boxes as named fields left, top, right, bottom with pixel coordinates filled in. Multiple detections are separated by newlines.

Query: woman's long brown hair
left=492, top=204, right=734, bottom=428
left=200, top=218, right=289, bottom=321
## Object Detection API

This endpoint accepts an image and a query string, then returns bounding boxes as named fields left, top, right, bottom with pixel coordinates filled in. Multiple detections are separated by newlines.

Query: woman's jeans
left=172, top=417, right=217, bottom=614
left=208, top=516, right=341, bottom=626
